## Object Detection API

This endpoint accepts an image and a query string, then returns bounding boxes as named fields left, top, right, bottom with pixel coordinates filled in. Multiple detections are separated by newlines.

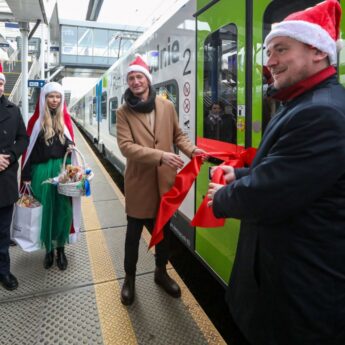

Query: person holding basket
left=22, top=82, right=78, bottom=271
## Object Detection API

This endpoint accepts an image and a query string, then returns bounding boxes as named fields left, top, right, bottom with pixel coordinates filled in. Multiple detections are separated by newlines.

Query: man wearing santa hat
left=116, top=55, right=204, bottom=305
left=0, top=72, right=28, bottom=290
left=207, top=1, right=345, bottom=344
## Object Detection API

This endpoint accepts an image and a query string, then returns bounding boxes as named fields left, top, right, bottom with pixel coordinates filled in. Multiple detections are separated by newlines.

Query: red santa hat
left=127, top=54, right=152, bottom=83
left=264, top=0, right=342, bottom=65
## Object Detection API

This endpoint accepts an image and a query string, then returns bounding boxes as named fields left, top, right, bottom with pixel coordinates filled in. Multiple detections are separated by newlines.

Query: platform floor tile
left=0, top=286, right=104, bottom=345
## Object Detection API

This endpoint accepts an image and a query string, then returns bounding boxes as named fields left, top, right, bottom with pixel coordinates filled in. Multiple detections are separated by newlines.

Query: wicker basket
left=57, top=147, right=93, bottom=197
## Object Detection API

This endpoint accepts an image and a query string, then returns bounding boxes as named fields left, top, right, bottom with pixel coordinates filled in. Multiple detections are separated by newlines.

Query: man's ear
left=313, top=49, right=328, bottom=62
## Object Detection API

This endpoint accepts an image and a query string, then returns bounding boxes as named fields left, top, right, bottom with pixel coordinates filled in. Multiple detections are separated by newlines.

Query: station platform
left=0, top=125, right=226, bottom=345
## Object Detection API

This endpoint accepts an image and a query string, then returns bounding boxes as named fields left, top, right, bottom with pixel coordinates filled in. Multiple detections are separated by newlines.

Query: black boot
left=154, top=267, right=181, bottom=298
left=56, top=247, right=68, bottom=271
left=121, top=274, right=135, bottom=305
left=0, top=273, right=18, bottom=291
left=44, top=250, right=54, bottom=269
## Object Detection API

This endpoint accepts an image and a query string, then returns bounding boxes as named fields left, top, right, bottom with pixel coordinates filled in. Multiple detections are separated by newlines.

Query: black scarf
left=124, top=86, right=156, bottom=113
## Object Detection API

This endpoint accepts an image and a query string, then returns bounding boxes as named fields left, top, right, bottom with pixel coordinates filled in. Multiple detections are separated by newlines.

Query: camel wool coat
left=116, top=95, right=195, bottom=219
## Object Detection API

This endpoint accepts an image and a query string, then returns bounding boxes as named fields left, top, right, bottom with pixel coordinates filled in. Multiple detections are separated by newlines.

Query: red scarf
left=272, top=66, right=336, bottom=102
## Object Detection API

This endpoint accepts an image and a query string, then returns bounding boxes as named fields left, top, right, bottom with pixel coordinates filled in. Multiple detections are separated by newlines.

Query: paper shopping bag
left=12, top=198, right=42, bottom=252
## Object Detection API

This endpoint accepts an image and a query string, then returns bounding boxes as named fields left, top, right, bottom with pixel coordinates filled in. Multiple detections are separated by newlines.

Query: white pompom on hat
left=127, top=54, right=152, bottom=83
left=0, top=72, right=6, bottom=82
left=264, top=0, right=342, bottom=65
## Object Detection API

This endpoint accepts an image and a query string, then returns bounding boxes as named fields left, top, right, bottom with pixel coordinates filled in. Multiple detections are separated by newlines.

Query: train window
left=203, top=24, right=237, bottom=143
left=154, top=80, right=179, bottom=153
left=101, top=91, right=107, bottom=119
left=154, top=80, right=179, bottom=113
left=262, top=0, right=321, bottom=132
left=109, top=97, right=118, bottom=137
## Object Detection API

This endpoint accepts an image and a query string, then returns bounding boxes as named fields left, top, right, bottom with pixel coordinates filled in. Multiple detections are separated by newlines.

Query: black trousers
left=124, top=215, right=171, bottom=275
left=0, top=205, right=14, bottom=276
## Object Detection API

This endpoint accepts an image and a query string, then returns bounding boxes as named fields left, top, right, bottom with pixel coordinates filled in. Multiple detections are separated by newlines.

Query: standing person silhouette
left=208, top=1, right=345, bottom=344
left=0, top=72, right=28, bottom=290
left=22, top=82, right=77, bottom=271
left=117, top=55, right=204, bottom=305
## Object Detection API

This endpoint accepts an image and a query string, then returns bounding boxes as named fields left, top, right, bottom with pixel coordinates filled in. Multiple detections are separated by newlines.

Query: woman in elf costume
left=22, top=82, right=81, bottom=270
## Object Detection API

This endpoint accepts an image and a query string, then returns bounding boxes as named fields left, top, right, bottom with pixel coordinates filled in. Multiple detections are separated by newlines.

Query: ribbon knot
left=148, top=137, right=256, bottom=249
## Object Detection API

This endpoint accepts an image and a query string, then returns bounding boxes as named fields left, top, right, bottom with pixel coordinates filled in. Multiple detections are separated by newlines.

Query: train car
left=70, top=0, right=345, bottom=286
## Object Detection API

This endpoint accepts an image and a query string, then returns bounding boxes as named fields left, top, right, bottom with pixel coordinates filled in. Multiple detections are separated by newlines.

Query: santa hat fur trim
left=127, top=54, right=152, bottom=83
left=264, top=0, right=342, bottom=65
left=0, top=72, right=6, bottom=82
left=39, top=82, right=65, bottom=121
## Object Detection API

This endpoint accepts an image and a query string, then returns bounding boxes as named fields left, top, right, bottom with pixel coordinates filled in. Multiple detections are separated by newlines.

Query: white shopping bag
left=12, top=184, right=42, bottom=252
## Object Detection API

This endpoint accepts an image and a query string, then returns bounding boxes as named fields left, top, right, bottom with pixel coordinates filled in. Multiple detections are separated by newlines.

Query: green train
left=71, top=0, right=345, bottom=286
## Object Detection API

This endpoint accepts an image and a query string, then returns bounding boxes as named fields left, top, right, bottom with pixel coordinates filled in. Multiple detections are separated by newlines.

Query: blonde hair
left=41, top=97, right=65, bottom=145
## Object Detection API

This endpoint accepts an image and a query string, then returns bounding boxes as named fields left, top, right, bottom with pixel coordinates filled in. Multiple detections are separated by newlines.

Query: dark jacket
left=213, top=76, right=345, bottom=345
left=0, top=96, right=29, bottom=208
left=21, top=131, right=73, bottom=181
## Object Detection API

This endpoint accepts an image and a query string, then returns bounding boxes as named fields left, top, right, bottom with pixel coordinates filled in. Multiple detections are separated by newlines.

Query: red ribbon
left=149, top=137, right=256, bottom=249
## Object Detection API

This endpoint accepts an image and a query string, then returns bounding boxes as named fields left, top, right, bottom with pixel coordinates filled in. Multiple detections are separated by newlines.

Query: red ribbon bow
left=149, top=137, right=256, bottom=249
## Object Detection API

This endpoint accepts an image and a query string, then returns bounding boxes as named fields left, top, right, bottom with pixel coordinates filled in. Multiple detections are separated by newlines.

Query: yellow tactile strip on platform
left=77, top=126, right=226, bottom=344
left=170, top=269, right=227, bottom=345
left=82, top=195, right=138, bottom=345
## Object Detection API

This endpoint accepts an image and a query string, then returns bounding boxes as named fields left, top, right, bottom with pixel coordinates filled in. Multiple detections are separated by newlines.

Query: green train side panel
left=252, top=1, right=271, bottom=148
left=339, top=1, right=345, bottom=85
left=197, top=0, right=210, bottom=11
left=195, top=163, right=241, bottom=280
left=195, top=0, right=246, bottom=283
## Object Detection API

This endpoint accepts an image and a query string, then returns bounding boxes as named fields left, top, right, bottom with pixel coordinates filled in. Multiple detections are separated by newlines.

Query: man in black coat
left=207, top=1, right=345, bottom=345
left=0, top=72, right=29, bottom=290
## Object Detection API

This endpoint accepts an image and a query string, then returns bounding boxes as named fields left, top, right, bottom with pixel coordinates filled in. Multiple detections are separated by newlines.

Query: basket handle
left=60, top=146, right=86, bottom=174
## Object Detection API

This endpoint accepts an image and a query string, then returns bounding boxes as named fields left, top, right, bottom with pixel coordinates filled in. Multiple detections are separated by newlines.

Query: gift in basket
left=12, top=183, right=42, bottom=252
left=54, top=147, right=93, bottom=197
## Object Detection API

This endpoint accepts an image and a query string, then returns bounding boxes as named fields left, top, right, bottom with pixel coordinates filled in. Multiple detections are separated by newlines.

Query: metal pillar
left=19, top=22, right=30, bottom=126
left=47, top=25, right=51, bottom=79
left=40, top=24, right=45, bottom=80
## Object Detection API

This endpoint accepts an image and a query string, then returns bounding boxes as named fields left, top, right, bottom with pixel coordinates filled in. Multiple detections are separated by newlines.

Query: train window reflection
left=154, top=80, right=179, bottom=113
left=101, top=91, right=107, bottom=119
left=109, top=97, right=118, bottom=137
left=203, top=23, right=237, bottom=143
left=89, top=97, right=96, bottom=125
left=154, top=80, right=179, bottom=153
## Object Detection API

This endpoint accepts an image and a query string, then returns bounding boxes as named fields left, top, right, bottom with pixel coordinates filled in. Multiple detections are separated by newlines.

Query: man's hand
left=207, top=182, right=224, bottom=207
left=0, top=154, right=10, bottom=172
left=192, top=148, right=206, bottom=157
left=161, top=152, right=184, bottom=169
left=192, top=148, right=208, bottom=162
left=210, top=165, right=236, bottom=184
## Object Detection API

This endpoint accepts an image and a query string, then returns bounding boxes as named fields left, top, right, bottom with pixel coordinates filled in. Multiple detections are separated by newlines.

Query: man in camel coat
left=117, top=55, right=203, bottom=305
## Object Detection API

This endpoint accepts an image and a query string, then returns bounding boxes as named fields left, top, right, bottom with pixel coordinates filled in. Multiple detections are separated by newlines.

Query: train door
left=195, top=0, right=247, bottom=284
